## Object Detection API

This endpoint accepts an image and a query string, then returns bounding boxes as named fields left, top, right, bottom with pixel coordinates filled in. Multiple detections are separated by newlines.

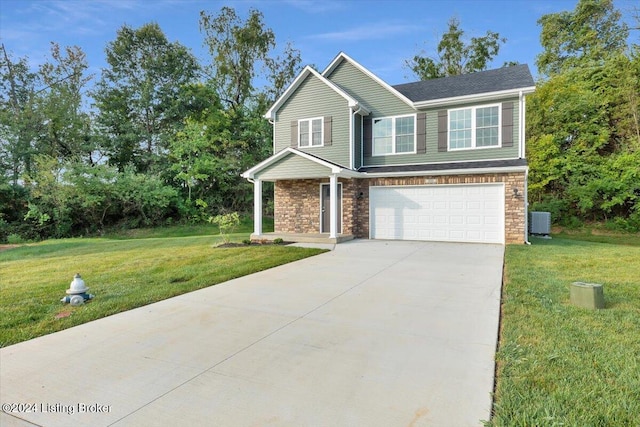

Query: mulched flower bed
left=216, top=241, right=294, bottom=248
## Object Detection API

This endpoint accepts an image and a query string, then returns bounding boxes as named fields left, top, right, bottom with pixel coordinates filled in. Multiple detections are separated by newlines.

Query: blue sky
left=1, top=0, right=637, bottom=88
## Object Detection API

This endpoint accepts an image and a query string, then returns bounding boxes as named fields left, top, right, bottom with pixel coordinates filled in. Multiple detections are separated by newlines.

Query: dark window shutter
left=290, top=120, right=298, bottom=148
left=416, top=113, right=426, bottom=154
left=363, top=118, right=372, bottom=157
left=437, top=110, right=448, bottom=152
left=502, top=102, right=514, bottom=147
left=323, top=116, right=332, bottom=146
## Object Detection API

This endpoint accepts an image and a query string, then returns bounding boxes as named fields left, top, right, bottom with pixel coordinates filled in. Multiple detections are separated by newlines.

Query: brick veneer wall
left=274, top=179, right=356, bottom=234
left=275, top=172, right=527, bottom=243
left=353, top=172, right=527, bottom=244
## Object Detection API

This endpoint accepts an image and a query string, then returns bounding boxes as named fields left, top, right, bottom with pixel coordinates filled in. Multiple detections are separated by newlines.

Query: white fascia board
left=241, top=148, right=292, bottom=178
left=241, top=147, right=362, bottom=179
left=413, top=86, right=537, bottom=109
left=264, top=65, right=362, bottom=120
left=362, top=165, right=528, bottom=178
left=322, top=52, right=415, bottom=109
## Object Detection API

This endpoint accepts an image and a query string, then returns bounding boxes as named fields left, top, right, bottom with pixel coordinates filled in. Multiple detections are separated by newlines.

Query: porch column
left=329, top=174, right=338, bottom=238
left=253, top=179, right=262, bottom=236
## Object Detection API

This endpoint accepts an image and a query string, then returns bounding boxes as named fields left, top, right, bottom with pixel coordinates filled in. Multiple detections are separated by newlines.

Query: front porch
left=250, top=232, right=355, bottom=244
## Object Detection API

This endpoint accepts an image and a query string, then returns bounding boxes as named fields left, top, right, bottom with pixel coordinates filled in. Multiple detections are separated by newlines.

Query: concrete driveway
left=1, top=240, right=504, bottom=427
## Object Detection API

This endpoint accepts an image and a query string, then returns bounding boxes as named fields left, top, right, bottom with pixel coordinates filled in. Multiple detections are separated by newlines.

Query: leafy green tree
left=93, top=22, right=200, bottom=172
left=200, top=7, right=274, bottom=110
left=537, top=0, right=628, bottom=76
left=406, top=17, right=506, bottom=80
left=198, top=7, right=300, bottom=214
left=0, top=44, right=40, bottom=185
left=527, top=0, right=639, bottom=229
left=36, top=43, right=94, bottom=162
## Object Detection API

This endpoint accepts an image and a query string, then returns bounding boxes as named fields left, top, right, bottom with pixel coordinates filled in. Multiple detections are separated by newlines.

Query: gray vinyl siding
left=256, top=154, right=331, bottom=180
left=354, top=114, right=362, bottom=169
left=274, top=74, right=350, bottom=166
left=327, top=60, right=414, bottom=117
left=364, top=98, right=521, bottom=167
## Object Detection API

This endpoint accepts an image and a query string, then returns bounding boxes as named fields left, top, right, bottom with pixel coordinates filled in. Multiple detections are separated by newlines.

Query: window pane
left=475, top=106, right=499, bottom=146
left=394, top=116, right=414, bottom=153
left=373, top=118, right=392, bottom=155
left=299, top=121, right=309, bottom=147
left=374, top=136, right=393, bottom=154
left=395, top=116, right=414, bottom=135
left=311, top=118, right=322, bottom=146
left=449, top=109, right=471, bottom=148
left=396, top=135, right=414, bottom=153
left=373, top=118, right=392, bottom=137
left=477, top=127, right=499, bottom=147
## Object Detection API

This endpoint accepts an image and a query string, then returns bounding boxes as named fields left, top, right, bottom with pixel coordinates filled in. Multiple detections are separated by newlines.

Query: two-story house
left=242, top=52, right=535, bottom=244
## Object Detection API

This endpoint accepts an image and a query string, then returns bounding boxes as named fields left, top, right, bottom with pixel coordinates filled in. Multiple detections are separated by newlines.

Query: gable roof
left=264, top=53, right=536, bottom=121
left=241, top=147, right=361, bottom=180
left=393, top=64, right=535, bottom=108
left=322, top=52, right=415, bottom=108
left=264, top=65, right=369, bottom=120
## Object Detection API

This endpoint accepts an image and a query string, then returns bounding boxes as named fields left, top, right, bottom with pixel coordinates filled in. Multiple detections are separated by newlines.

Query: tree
left=0, top=44, right=40, bottom=185
left=199, top=7, right=302, bottom=109
left=93, top=23, right=200, bottom=172
left=200, top=7, right=274, bottom=110
left=406, top=17, right=505, bottom=80
left=527, top=0, right=639, bottom=229
left=35, top=42, right=94, bottom=162
left=536, top=0, right=628, bottom=76
left=197, top=7, right=301, bottom=214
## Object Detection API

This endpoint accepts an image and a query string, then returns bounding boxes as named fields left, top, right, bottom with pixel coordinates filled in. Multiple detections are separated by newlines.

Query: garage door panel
left=370, top=184, right=504, bottom=244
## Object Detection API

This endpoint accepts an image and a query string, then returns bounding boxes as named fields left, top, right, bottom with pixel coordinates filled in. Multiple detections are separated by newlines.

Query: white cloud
left=282, top=0, right=345, bottom=14
left=308, top=23, right=421, bottom=42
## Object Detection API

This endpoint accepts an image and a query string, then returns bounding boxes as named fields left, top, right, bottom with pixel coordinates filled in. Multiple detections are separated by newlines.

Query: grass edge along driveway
left=0, top=234, right=326, bottom=347
left=488, top=235, right=640, bottom=426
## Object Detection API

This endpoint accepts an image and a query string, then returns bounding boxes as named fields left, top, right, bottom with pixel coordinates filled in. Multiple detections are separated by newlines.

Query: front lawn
left=0, top=230, right=324, bottom=347
left=489, top=235, right=640, bottom=426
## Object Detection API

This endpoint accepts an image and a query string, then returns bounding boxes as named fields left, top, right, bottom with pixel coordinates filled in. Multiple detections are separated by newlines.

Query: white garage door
left=370, top=184, right=505, bottom=244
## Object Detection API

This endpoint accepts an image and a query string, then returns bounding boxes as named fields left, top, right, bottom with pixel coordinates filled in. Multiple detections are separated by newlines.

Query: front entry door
left=321, top=183, right=342, bottom=233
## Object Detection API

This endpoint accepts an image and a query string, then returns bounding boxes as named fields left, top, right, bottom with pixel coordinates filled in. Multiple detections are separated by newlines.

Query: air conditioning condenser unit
left=529, top=211, right=551, bottom=235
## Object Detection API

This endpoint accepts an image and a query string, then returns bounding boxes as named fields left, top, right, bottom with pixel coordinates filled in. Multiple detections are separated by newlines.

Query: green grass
left=103, top=215, right=274, bottom=239
left=488, top=234, right=640, bottom=426
left=0, top=225, right=322, bottom=348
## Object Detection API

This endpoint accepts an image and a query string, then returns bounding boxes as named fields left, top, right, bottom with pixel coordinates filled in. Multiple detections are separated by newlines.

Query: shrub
left=273, top=238, right=284, bottom=244
left=6, top=233, right=26, bottom=244
left=208, top=212, right=240, bottom=243
left=242, top=239, right=251, bottom=245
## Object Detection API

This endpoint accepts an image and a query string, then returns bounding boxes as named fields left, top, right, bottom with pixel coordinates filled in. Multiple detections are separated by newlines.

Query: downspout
left=519, top=91, right=525, bottom=159
left=350, top=104, right=365, bottom=170
left=524, top=168, right=530, bottom=245
left=349, top=106, right=354, bottom=170
left=269, top=115, right=276, bottom=154
left=521, top=91, right=530, bottom=245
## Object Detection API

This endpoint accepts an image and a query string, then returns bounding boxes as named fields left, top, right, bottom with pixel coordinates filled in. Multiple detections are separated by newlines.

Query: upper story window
left=299, top=117, right=323, bottom=147
left=373, top=114, right=415, bottom=156
left=449, top=105, right=500, bottom=150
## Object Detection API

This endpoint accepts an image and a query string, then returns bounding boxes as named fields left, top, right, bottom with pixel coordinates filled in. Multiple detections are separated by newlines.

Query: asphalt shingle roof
left=393, top=64, right=534, bottom=102
left=358, top=158, right=527, bottom=174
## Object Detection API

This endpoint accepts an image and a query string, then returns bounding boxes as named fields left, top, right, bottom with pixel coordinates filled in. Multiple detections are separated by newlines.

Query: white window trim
left=372, top=113, right=417, bottom=156
left=448, top=104, right=501, bottom=151
left=298, top=117, right=324, bottom=148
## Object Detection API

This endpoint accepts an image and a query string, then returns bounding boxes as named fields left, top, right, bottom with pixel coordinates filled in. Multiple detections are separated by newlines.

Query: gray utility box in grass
left=570, top=282, right=605, bottom=309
